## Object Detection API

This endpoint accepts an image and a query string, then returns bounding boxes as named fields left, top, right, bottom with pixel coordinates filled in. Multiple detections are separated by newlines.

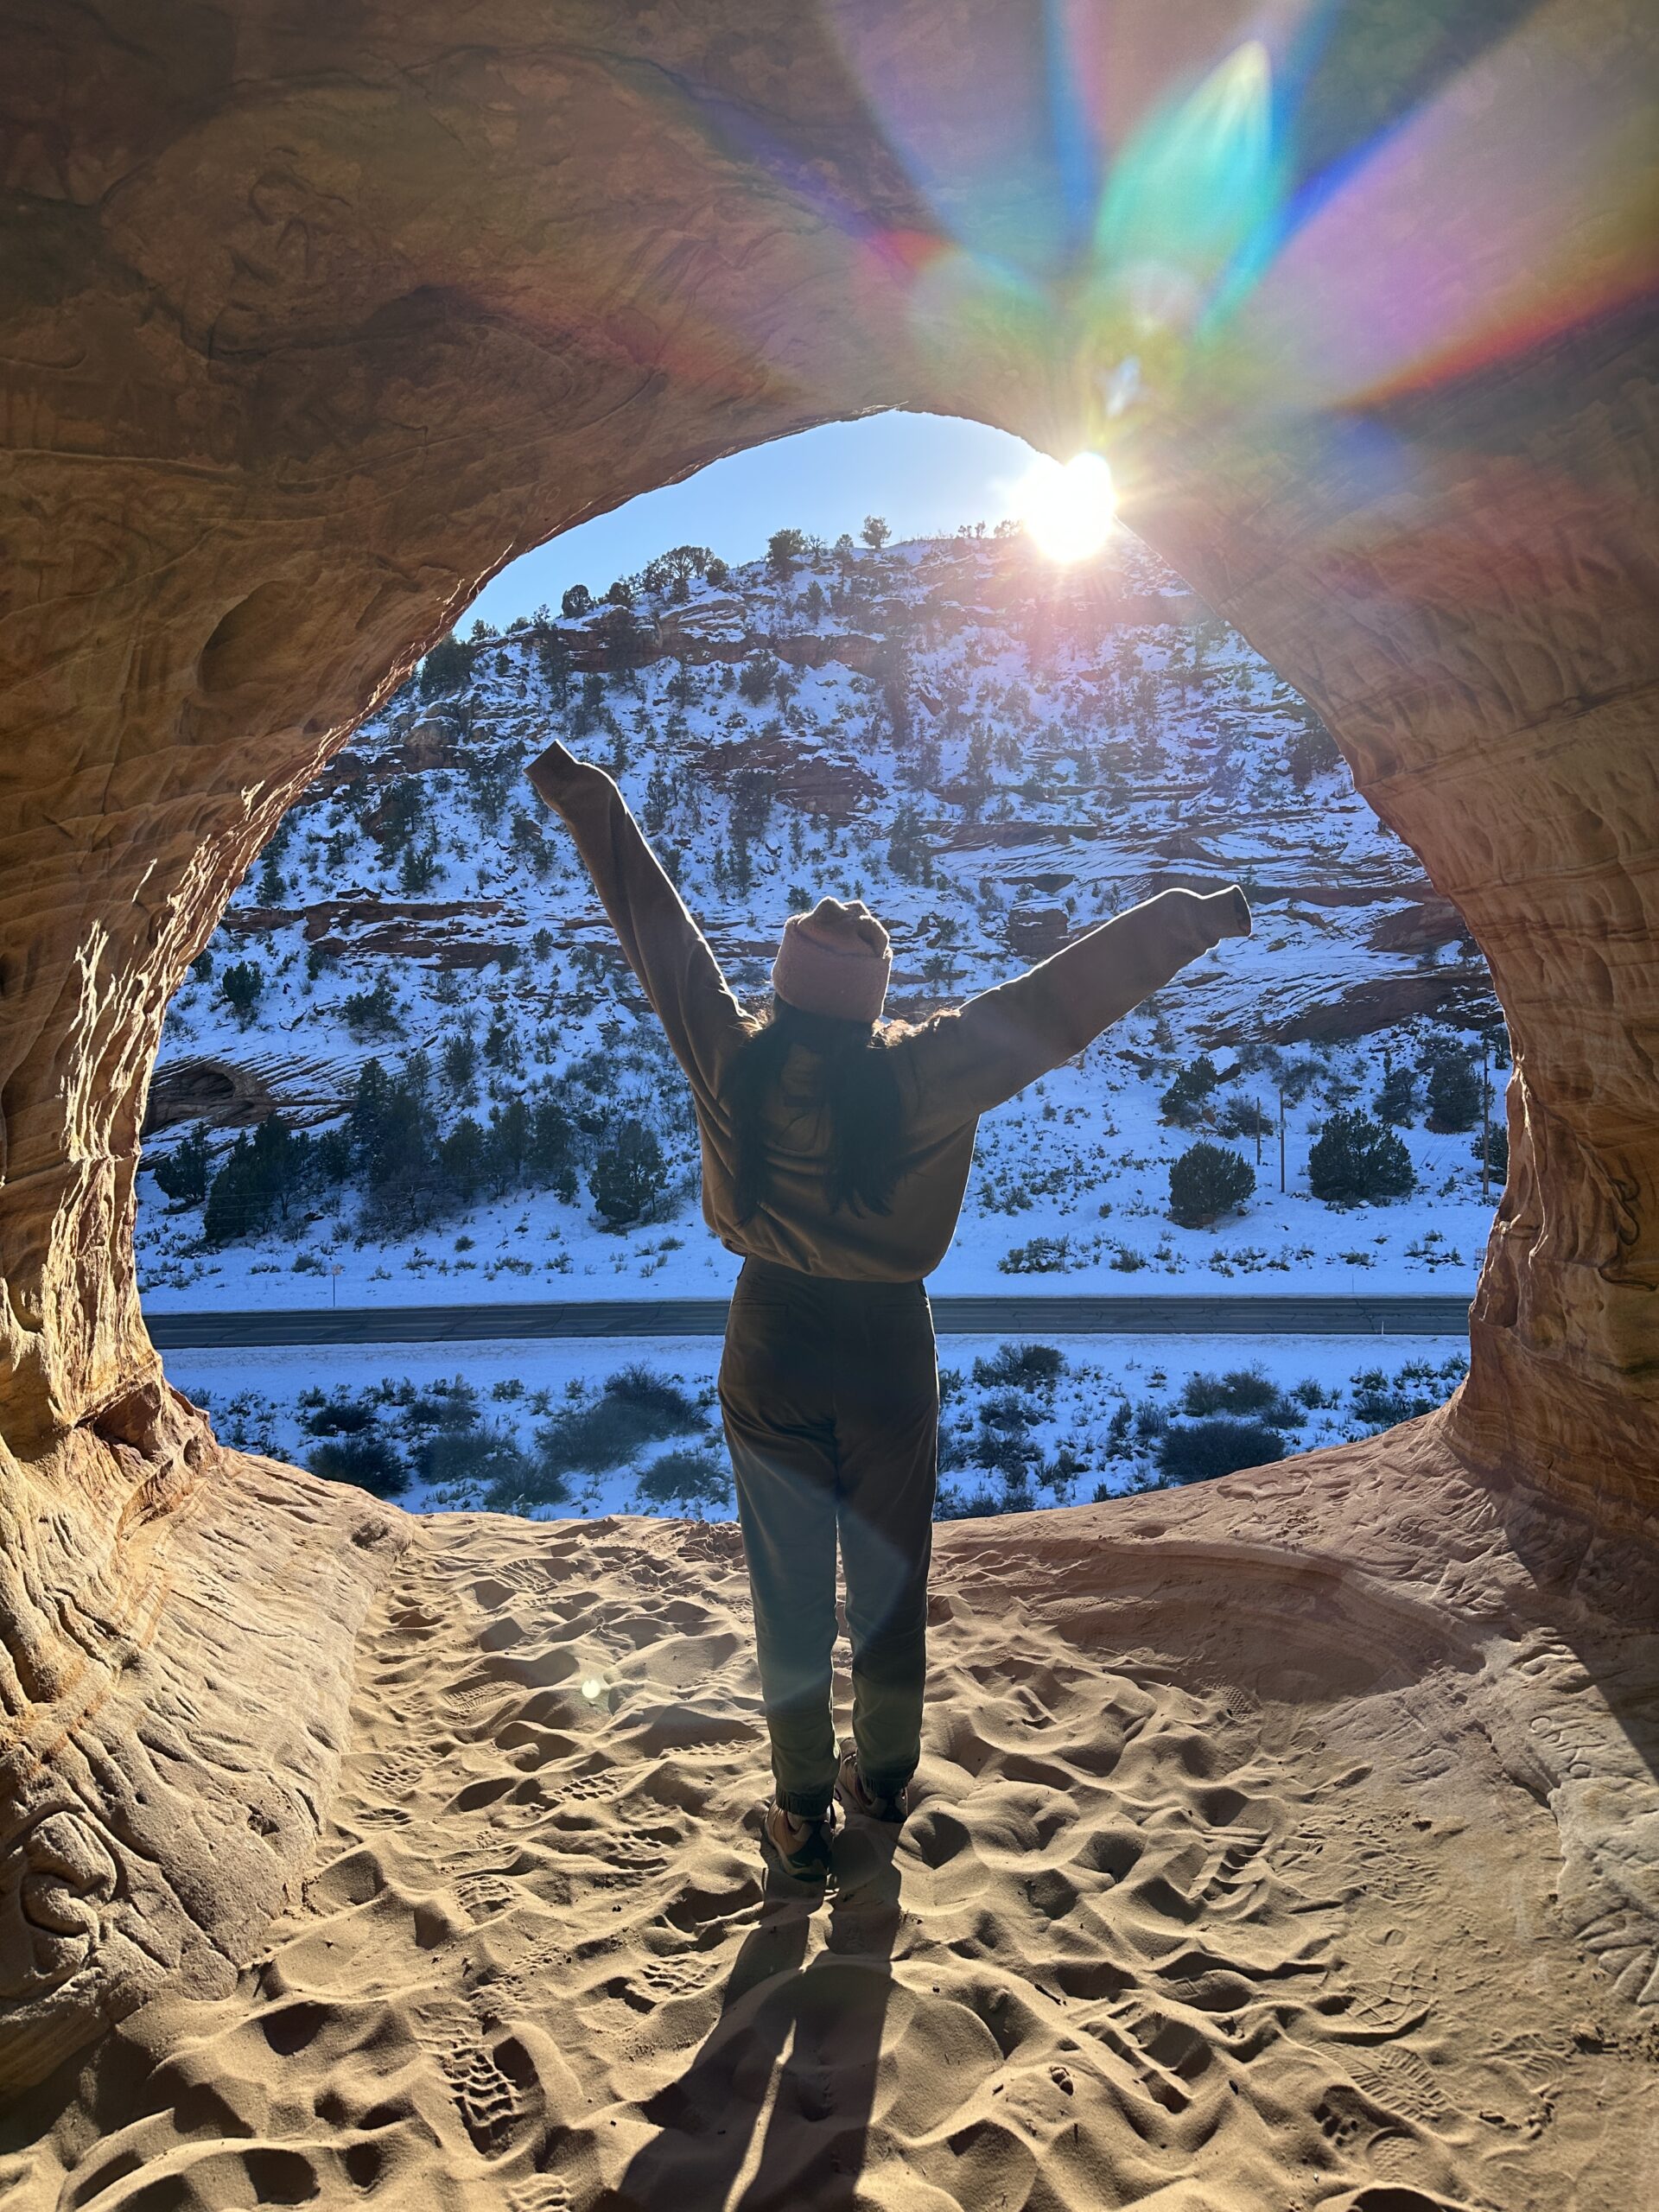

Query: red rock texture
left=0, top=0, right=1654, bottom=2089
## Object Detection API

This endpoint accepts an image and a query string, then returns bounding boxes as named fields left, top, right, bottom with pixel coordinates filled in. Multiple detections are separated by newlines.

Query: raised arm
left=527, top=741, right=751, bottom=1103
left=910, top=886, right=1250, bottom=1116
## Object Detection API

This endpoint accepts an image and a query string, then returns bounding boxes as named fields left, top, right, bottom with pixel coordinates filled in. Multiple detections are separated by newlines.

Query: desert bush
left=1292, top=1377, right=1341, bottom=1409
left=1307, top=1110, right=1415, bottom=1205
left=1350, top=1356, right=1468, bottom=1430
left=1215, top=1092, right=1271, bottom=1140
left=934, top=1482, right=1013, bottom=1521
left=1157, top=1418, right=1288, bottom=1484
left=536, top=1364, right=706, bottom=1478
left=971, top=1343, right=1065, bottom=1391
left=300, top=1389, right=378, bottom=1438
left=1168, top=1141, right=1255, bottom=1227
left=971, top=1426, right=1046, bottom=1483
left=1180, top=1367, right=1301, bottom=1425
left=637, top=1448, right=732, bottom=1516
left=307, top=1433, right=409, bottom=1497
left=999, top=1236, right=1073, bottom=1274
left=484, top=1460, right=575, bottom=1514
left=417, top=1422, right=530, bottom=1494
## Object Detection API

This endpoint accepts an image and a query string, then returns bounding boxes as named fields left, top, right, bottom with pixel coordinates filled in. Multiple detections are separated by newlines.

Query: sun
left=1016, top=451, right=1118, bottom=563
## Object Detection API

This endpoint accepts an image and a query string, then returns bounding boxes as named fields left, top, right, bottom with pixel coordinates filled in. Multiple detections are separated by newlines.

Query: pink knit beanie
left=772, top=897, right=892, bottom=1023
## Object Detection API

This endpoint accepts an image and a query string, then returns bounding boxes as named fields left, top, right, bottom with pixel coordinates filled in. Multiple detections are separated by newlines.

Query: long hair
left=729, top=997, right=906, bottom=1221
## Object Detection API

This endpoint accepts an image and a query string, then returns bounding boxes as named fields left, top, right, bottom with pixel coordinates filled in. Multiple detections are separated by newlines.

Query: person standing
left=529, top=739, right=1251, bottom=1883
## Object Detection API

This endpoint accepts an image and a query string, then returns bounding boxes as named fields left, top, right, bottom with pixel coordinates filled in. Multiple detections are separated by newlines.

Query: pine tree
left=152, top=1127, right=211, bottom=1206
left=1375, top=1061, right=1416, bottom=1124
left=590, top=1119, right=666, bottom=1227
left=418, top=633, right=470, bottom=697
left=220, top=960, right=263, bottom=1024
left=203, top=1116, right=307, bottom=1244
left=1160, top=1056, right=1220, bottom=1128
left=1424, top=1047, right=1481, bottom=1132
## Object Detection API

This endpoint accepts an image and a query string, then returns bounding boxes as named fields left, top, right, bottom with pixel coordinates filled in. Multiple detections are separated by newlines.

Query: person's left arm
left=906, top=885, right=1251, bottom=1116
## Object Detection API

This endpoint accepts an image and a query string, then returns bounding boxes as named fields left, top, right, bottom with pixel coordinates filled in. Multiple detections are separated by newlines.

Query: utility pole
left=1481, top=1034, right=1492, bottom=1205
left=1278, top=1086, right=1287, bottom=1195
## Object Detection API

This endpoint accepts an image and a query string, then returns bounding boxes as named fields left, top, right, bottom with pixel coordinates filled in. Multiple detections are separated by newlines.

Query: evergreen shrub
left=152, top=1128, right=211, bottom=1206
left=1306, top=1110, right=1415, bottom=1205
left=1424, top=1046, right=1481, bottom=1132
left=1168, top=1141, right=1255, bottom=1226
left=1160, top=1055, right=1220, bottom=1127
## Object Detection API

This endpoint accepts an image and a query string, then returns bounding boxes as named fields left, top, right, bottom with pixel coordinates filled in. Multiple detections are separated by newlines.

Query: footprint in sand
left=506, top=2181, right=573, bottom=2212
left=441, top=2041, right=526, bottom=2155
left=457, top=1872, right=520, bottom=1919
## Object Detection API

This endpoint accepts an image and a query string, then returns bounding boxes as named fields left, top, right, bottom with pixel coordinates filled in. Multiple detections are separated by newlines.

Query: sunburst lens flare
left=1017, top=452, right=1117, bottom=563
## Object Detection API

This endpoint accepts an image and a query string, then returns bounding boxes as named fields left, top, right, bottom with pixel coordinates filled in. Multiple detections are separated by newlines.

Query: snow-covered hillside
left=137, top=529, right=1507, bottom=1307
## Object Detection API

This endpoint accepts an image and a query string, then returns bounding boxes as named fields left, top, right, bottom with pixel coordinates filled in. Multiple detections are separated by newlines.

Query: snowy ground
left=166, top=1332, right=1468, bottom=1525
left=138, top=530, right=1505, bottom=1312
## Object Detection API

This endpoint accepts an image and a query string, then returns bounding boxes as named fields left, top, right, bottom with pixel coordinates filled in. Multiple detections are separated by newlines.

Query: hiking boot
left=836, top=1745, right=909, bottom=1825
left=761, top=1801, right=836, bottom=1885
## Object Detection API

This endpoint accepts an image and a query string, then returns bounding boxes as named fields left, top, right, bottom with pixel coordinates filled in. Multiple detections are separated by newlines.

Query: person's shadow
left=613, top=1821, right=905, bottom=2211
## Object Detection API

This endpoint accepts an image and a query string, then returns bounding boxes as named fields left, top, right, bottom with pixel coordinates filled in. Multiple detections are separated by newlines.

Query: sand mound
left=6, top=1446, right=1655, bottom=2209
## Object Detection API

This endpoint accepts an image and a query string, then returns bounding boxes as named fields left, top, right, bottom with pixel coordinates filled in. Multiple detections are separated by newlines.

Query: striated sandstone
left=0, top=0, right=1656, bottom=2096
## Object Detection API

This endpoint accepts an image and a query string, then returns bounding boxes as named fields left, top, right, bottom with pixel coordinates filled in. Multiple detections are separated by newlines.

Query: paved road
left=147, top=1293, right=1471, bottom=1348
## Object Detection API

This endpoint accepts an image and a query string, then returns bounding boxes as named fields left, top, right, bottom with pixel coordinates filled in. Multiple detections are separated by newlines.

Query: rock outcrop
left=1, top=0, right=1655, bottom=2093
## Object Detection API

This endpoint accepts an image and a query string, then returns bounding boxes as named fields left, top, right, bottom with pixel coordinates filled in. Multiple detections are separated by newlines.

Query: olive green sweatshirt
left=531, top=743, right=1248, bottom=1282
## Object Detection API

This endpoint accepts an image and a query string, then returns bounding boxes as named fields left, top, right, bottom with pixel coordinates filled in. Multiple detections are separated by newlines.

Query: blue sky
left=465, top=412, right=1038, bottom=631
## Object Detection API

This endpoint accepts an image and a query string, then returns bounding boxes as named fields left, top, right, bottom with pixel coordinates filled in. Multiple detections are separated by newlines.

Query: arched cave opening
left=131, top=417, right=1510, bottom=1522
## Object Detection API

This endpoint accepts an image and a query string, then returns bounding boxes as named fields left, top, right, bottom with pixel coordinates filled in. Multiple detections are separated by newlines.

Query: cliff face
left=1, top=0, right=1655, bottom=2089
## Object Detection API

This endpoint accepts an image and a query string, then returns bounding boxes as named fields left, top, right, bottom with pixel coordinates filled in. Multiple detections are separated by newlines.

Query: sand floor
left=6, top=1476, right=1656, bottom=2209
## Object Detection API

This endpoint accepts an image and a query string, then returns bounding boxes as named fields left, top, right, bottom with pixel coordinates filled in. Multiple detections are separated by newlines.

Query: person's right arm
left=527, top=741, right=751, bottom=1103
left=911, top=886, right=1250, bottom=1115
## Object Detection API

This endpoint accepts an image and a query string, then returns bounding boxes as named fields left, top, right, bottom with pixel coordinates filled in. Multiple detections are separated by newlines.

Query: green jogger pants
left=718, top=1255, right=939, bottom=1820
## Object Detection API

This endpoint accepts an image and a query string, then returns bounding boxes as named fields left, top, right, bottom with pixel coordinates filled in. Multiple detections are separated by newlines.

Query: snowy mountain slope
left=137, top=530, right=1506, bottom=1308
